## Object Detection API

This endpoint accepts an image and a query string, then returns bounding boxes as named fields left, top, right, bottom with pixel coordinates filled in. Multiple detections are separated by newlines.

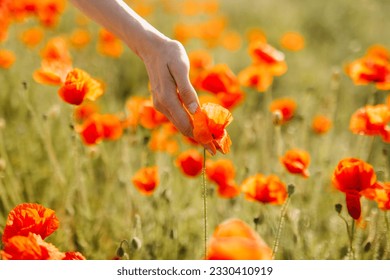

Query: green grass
left=0, top=0, right=389, bottom=260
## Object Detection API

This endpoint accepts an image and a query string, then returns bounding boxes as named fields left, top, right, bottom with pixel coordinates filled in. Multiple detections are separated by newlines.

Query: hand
left=141, top=39, right=199, bottom=137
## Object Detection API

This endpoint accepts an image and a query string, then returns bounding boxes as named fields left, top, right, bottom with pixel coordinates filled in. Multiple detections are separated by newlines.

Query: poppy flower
left=345, top=45, right=390, bottom=90
left=192, top=103, right=233, bottom=155
left=332, top=158, right=377, bottom=219
left=77, top=113, right=123, bottom=145
left=132, top=166, right=159, bottom=195
left=20, top=26, right=44, bottom=48
left=312, top=115, right=332, bottom=134
left=206, top=159, right=240, bottom=198
left=269, top=97, right=297, bottom=123
left=241, top=174, right=287, bottom=205
left=2, top=203, right=59, bottom=243
left=69, top=28, right=91, bottom=49
left=124, top=96, right=149, bottom=128
left=58, top=68, right=104, bottom=105
left=280, top=32, right=305, bottom=51
left=40, top=36, right=72, bottom=65
left=139, top=99, right=169, bottom=129
left=220, top=31, right=242, bottom=52
left=148, top=123, right=179, bottom=154
left=246, top=28, right=267, bottom=44
left=176, top=149, right=204, bottom=177
left=62, top=251, right=86, bottom=260
left=74, top=102, right=99, bottom=122
left=36, top=0, right=66, bottom=28
left=350, top=104, right=390, bottom=142
left=206, top=219, right=272, bottom=260
left=1, top=233, right=65, bottom=260
left=238, top=64, right=274, bottom=92
left=0, top=49, right=15, bottom=69
left=249, top=41, right=287, bottom=76
left=280, top=149, right=310, bottom=178
left=97, top=28, right=123, bottom=58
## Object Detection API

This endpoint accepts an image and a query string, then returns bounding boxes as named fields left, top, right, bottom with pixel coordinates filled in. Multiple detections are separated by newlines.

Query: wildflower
left=350, top=104, right=390, bottom=142
left=193, top=103, right=233, bottom=155
left=1, top=233, right=64, bottom=260
left=280, top=32, right=305, bottom=51
left=148, top=123, right=179, bottom=154
left=238, top=64, right=273, bottom=92
left=20, top=26, right=44, bottom=48
left=241, top=174, right=287, bottom=205
left=176, top=149, right=204, bottom=177
left=124, top=96, right=149, bottom=128
left=97, top=28, right=123, bottom=58
left=206, top=219, right=272, bottom=260
left=69, top=28, right=91, bottom=49
left=312, top=115, right=332, bottom=134
left=0, top=49, right=16, bottom=69
left=63, top=251, right=86, bottom=260
left=58, top=68, right=104, bottom=105
left=206, top=159, right=240, bottom=198
left=139, top=99, right=169, bottom=129
left=35, top=0, right=66, bottom=28
left=269, top=98, right=297, bottom=123
left=132, top=166, right=159, bottom=196
left=74, top=102, right=99, bottom=122
left=77, top=113, right=123, bottom=145
left=280, top=149, right=310, bottom=178
left=362, top=182, right=390, bottom=211
left=220, top=31, right=242, bottom=52
left=332, top=158, right=377, bottom=219
left=2, top=203, right=59, bottom=243
left=249, top=41, right=287, bottom=76
left=345, top=45, right=390, bottom=90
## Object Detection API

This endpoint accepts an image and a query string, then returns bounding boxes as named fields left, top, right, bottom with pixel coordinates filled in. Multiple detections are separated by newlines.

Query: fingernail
left=188, top=102, right=199, bottom=114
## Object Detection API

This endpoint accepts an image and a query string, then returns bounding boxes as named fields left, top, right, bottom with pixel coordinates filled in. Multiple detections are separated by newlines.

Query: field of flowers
left=0, top=0, right=390, bottom=260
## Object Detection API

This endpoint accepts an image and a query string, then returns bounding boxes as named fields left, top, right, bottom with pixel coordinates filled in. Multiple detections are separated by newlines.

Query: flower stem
left=384, top=212, right=390, bottom=259
left=202, top=148, right=208, bottom=259
left=272, top=184, right=294, bottom=259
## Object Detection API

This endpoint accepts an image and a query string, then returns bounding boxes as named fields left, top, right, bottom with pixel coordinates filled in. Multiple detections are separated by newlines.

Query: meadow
left=0, top=0, right=389, bottom=260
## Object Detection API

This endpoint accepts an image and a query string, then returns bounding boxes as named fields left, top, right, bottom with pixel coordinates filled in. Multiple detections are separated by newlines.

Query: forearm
left=69, top=0, right=168, bottom=60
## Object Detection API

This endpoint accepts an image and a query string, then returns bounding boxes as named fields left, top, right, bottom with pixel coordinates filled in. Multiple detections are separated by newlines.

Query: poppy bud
left=131, top=236, right=142, bottom=250
left=272, top=110, right=283, bottom=126
left=335, top=203, right=343, bottom=214
left=116, top=245, right=125, bottom=258
left=288, top=184, right=295, bottom=196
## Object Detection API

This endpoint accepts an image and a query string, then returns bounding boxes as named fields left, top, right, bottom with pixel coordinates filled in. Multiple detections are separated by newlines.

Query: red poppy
left=280, top=149, right=310, bottom=178
left=74, top=102, right=99, bottom=122
left=132, top=166, right=159, bottom=195
left=176, top=149, right=204, bottom=177
left=1, top=233, right=65, bottom=260
left=139, top=99, right=169, bottom=129
left=241, top=174, right=287, bottom=205
left=58, top=68, right=104, bottom=106
left=238, top=64, right=273, bottom=92
left=269, top=98, right=297, bottom=123
left=332, top=158, right=377, bottom=219
left=350, top=104, right=390, bottom=143
left=249, top=41, right=287, bottom=76
left=62, top=251, right=86, bottom=260
left=148, top=124, right=179, bottom=154
left=206, top=159, right=235, bottom=186
left=192, top=103, right=233, bottom=155
left=97, top=28, right=123, bottom=58
left=2, top=203, right=59, bottom=243
left=206, top=219, right=272, bottom=260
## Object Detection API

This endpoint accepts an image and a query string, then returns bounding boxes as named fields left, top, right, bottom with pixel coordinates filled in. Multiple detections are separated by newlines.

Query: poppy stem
left=202, top=148, right=208, bottom=259
left=349, top=218, right=356, bottom=260
left=384, top=212, right=390, bottom=259
left=272, top=184, right=294, bottom=259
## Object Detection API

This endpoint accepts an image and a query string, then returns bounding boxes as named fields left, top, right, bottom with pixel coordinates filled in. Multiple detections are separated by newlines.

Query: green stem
left=202, top=148, right=208, bottom=259
left=384, top=212, right=390, bottom=259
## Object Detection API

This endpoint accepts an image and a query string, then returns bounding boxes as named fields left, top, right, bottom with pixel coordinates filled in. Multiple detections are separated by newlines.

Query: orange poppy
left=35, top=0, right=66, bottom=28
left=206, top=219, right=272, bottom=260
left=40, top=36, right=72, bottom=65
left=176, top=149, right=204, bottom=177
left=249, top=40, right=287, bottom=76
left=198, top=64, right=239, bottom=95
left=246, top=27, right=267, bottom=44
left=97, top=28, right=123, bottom=58
left=1, top=233, right=64, bottom=260
left=20, top=26, right=44, bottom=48
left=350, top=104, right=390, bottom=142
left=238, top=64, right=274, bottom=92
left=206, top=159, right=235, bottom=186
left=362, top=181, right=390, bottom=211
left=312, top=115, right=332, bottom=134
left=192, top=103, right=233, bottom=155
left=69, top=28, right=91, bottom=49
left=241, top=174, right=287, bottom=205
left=220, top=31, right=242, bottom=52
left=332, top=158, right=377, bottom=219
left=77, top=113, right=123, bottom=145
left=124, top=96, right=149, bottom=128
left=0, top=49, right=15, bottom=69
left=269, top=97, right=297, bottom=123
left=2, top=203, right=59, bottom=243
left=148, top=124, right=179, bottom=154
left=63, top=251, right=86, bottom=260
left=139, top=99, right=169, bottom=129
left=280, top=31, right=305, bottom=51
left=217, top=180, right=241, bottom=199
left=345, top=45, right=390, bottom=90
left=58, top=68, right=104, bottom=105
left=74, top=102, right=99, bottom=122
left=132, top=166, right=159, bottom=196
left=280, top=149, right=310, bottom=178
